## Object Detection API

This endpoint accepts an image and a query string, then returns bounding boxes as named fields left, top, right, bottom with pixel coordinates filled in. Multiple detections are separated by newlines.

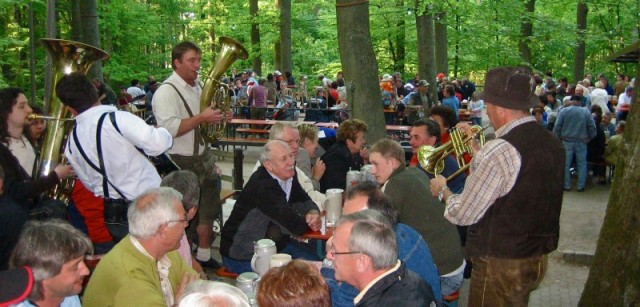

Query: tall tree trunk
left=44, top=0, right=56, bottom=113
left=415, top=0, right=437, bottom=103
left=279, top=0, right=292, bottom=74
left=579, top=60, right=640, bottom=306
left=79, top=0, right=103, bottom=80
left=70, top=0, right=82, bottom=42
left=274, top=41, right=281, bottom=72
left=394, top=0, right=406, bottom=74
left=28, top=1, right=37, bottom=104
left=518, top=0, right=535, bottom=66
left=434, top=11, right=448, bottom=76
left=453, top=14, right=460, bottom=78
left=573, top=0, right=587, bottom=83
left=336, top=0, right=386, bottom=142
left=250, top=0, right=262, bottom=76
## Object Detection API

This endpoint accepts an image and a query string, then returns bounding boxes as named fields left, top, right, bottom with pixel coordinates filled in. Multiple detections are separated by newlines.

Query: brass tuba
left=38, top=39, right=109, bottom=202
left=417, top=124, right=488, bottom=181
left=199, top=37, right=248, bottom=143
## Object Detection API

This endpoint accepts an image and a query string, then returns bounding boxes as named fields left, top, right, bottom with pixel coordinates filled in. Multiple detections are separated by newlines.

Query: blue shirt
left=553, top=105, right=597, bottom=143
left=442, top=96, right=459, bottom=120
left=15, top=296, right=81, bottom=307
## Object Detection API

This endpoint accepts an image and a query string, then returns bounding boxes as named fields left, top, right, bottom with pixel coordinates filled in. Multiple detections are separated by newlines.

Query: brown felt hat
left=478, top=67, right=539, bottom=110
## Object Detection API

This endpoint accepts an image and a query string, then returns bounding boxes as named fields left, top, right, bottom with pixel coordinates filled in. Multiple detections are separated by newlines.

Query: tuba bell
left=199, top=37, right=249, bottom=143
left=38, top=39, right=109, bottom=202
left=417, top=124, right=488, bottom=181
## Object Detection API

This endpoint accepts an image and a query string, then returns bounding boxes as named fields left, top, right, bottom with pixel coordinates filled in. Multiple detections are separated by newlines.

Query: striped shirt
left=444, top=116, right=536, bottom=225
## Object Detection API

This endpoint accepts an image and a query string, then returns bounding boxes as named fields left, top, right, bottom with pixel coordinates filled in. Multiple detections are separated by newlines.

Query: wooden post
left=233, top=148, right=244, bottom=190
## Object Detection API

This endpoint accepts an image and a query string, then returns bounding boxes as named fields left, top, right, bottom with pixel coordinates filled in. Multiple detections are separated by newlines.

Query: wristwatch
left=438, top=186, right=450, bottom=202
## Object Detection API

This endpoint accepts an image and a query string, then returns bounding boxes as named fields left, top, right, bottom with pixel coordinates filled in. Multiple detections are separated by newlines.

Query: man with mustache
left=221, top=140, right=322, bottom=274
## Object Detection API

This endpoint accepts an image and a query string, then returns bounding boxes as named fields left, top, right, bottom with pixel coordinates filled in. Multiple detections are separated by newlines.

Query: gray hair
left=179, top=280, right=250, bottom=307
left=268, top=121, right=297, bottom=140
left=10, top=220, right=93, bottom=301
left=128, top=187, right=183, bottom=239
left=336, top=210, right=397, bottom=270
left=161, top=170, right=200, bottom=210
left=259, top=140, right=289, bottom=164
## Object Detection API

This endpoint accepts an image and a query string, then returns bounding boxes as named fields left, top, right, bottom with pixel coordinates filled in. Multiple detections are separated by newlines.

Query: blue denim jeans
left=563, top=140, right=587, bottom=190
left=440, top=270, right=464, bottom=296
left=471, top=117, right=482, bottom=126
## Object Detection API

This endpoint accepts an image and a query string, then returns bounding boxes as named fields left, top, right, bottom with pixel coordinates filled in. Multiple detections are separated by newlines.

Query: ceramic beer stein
left=250, top=239, right=276, bottom=276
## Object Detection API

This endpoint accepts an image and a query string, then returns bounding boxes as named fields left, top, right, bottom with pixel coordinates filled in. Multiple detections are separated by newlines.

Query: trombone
left=417, top=124, right=489, bottom=182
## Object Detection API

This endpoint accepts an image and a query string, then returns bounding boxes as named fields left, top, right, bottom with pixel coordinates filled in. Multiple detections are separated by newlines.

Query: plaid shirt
left=444, top=116, right=536, bottom=225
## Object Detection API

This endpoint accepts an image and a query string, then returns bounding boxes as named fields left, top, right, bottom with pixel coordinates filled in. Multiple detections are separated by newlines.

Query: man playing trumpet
left=430, top=67, right=565, bottom=306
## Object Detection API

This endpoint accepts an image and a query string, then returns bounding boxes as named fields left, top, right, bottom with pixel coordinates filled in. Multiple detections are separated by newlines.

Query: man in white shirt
left=56, top=72, right=173, bottom=242
left=616, top=86, right=634, bottom=122
left=127, top=79, right=146, bottom=103
left=152, top=41, right=231, bottom=269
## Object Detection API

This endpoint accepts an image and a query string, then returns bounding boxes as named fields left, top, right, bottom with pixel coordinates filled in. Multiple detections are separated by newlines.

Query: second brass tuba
left=38, top=39, right=109, bottom=202
left=199, top=37, right=248, bottom=143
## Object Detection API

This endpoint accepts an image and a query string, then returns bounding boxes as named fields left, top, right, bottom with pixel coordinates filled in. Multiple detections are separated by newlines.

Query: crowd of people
left=0, top=33, right=635, bottom=307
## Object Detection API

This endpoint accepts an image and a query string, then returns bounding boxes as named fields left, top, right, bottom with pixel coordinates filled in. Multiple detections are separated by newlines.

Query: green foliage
left=0, top=0, right=637, bottom=96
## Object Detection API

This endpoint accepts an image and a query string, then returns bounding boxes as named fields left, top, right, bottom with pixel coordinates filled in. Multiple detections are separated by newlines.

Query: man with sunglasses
left=84, top=187, right=197, bottom=307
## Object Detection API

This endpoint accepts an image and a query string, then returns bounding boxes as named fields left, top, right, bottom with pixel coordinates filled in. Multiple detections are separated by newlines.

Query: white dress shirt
left=65, top=105, right=173, bottom=200
left=127, top=86, right=146, bottom=101
left=152, top=72, right=204, bottom=156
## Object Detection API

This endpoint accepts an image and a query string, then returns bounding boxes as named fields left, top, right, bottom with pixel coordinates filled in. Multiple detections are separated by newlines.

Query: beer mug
left=250, top=239, right=276, bottom=276
left=325, top=188, right=344, bottom=227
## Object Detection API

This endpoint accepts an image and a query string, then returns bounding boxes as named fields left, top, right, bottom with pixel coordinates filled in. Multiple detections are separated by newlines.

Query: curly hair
left=257, top=260, right=331, bottom=307
left=337, top=118, right=367, bottom=143
left=0, top=87, right=25, bottom=144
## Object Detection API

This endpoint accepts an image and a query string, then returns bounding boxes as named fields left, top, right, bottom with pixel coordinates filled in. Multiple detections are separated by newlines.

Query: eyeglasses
left=167, top=212, right=189, bottom=226
left=329, top=243, right=362, bottom=257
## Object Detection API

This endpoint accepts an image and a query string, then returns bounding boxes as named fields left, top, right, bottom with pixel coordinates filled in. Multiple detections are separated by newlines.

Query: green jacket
left=383, top=165, right=464, bottom=275
left=83, top=235, right=195, bottom=307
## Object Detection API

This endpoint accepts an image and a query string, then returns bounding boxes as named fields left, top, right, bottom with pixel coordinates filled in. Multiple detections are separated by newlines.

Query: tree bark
left=518, top=0, right=535, bottom=66
left=79, top=0, right=103, bottom=80
left=274, top=41, right=281, bottom=72
left=250, top=0, right=262, bottom=76
left=415, top=0, right=437, bottom=103
left=394, top=0, right=406, bottom=74
left=434, top=11, right=448, bottom=76
left=579, top=58, right=640, bottom=306
left=336, top=0, right=386, bottom=143
left=70, top=0, right=82, bottom=42
left=279, top=0, right=292, bottom=74
left=44, top=0, right=57, bottom=113
left=573, top=0, right=587, bottom=83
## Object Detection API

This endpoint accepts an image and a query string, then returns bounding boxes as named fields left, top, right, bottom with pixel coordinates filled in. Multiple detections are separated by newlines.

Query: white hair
left=128, top=187, right=183, bottom=239
left=179, top=280, right=250, bottom=307
left=259, top=140, right=289, bottom=164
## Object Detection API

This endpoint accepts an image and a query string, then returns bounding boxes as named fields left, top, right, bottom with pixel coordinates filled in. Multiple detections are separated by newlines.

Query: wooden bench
left=235, top=128, right=270, bottom=136
left=217, top=137, right=268, bottom=150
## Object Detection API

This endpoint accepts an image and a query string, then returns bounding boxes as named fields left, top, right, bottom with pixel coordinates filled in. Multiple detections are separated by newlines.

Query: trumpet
left=417, top=124, right=489, bottom=181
